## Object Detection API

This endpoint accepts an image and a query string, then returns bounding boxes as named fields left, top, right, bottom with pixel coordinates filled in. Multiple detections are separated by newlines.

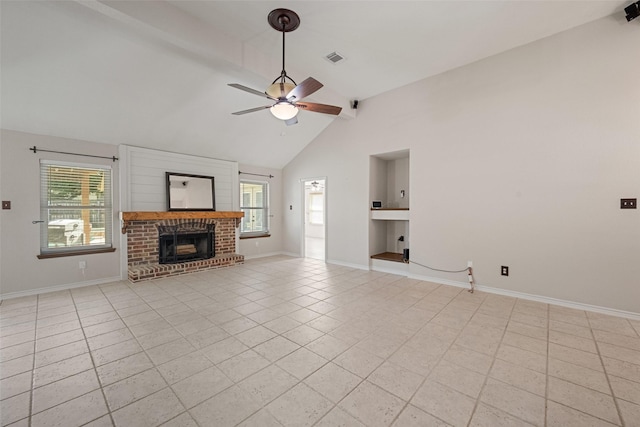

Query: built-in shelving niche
left=369, top=149, right=410, bottom=273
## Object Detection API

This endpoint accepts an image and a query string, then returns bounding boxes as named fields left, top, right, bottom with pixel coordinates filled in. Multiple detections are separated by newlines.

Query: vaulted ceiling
left=1, top=1, right=629, bottom=168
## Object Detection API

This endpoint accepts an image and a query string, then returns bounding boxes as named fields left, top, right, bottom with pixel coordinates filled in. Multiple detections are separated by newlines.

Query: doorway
left=303, top=178, right=326, bottom=260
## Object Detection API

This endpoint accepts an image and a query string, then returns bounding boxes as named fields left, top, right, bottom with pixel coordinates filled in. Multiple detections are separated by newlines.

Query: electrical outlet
left=501, top=266, right=509, bottom=276
left=79, top=261, right=86, bottom=269
left=621, top=198, right=637, bottom=209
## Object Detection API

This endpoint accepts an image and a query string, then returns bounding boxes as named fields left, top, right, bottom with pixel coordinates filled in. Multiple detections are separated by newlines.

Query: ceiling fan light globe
left=266, top=82, right=296, bottom=99
left=270, top=102, right=299, bottom=120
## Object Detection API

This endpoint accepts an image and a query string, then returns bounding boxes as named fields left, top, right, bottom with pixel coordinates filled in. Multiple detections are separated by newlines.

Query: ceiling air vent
left=325, top=51, right=345, bottom=64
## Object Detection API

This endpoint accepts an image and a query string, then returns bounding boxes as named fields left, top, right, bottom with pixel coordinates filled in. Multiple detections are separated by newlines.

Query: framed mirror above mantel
left=166, top=172, right=215, bottom=211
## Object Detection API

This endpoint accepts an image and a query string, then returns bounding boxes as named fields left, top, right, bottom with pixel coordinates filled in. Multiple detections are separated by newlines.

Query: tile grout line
left=545, top=313, right=631, bottom=425
left=464, top=294, right=519, bottom=427
left=26, top=291, right=99, bottom=425
left=28, top=293, right=39, bottom=427
left=587, top=314, right=626, bottom=427
left=74, top=282, right=171, bottom=423
left=70, top=287, right=117, bottom=427
left=545, top=304, right=550, bottom=427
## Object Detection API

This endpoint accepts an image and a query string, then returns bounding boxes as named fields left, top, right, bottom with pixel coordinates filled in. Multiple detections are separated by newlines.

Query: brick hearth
left=121, top=211, right=244, bottom=282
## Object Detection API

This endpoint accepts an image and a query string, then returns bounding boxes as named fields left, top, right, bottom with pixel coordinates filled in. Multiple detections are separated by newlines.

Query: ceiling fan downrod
left=268, top=9, right=300, bottom=88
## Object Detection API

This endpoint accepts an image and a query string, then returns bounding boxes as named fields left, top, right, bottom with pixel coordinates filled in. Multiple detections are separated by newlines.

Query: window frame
left=38, top=160, right=114, bottom=258
left=239, top=180, right=270, bottom=238
left=308, top=192, right=324, bottom=225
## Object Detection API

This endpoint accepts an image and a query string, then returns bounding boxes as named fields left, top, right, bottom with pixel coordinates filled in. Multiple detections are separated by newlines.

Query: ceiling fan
left=228, top=8, right=342, bottom=126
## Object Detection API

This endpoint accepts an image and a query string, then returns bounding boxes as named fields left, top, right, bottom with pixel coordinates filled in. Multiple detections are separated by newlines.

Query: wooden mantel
left=121, top=211, right=243, bottom=221
left=120, top=211, right=244, bottom=234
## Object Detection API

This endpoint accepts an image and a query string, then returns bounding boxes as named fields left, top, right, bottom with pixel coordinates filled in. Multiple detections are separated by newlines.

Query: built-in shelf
left=369, top=150, right=410, bottom=274
left=370, top=252, right=405, bottom=263
left=370, top=209, right=410, bottom=221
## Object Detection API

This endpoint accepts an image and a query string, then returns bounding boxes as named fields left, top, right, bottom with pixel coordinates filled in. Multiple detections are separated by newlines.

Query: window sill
left=240, top=234, right=271, bottom=240
left=38, top=247, right=116, bottom=259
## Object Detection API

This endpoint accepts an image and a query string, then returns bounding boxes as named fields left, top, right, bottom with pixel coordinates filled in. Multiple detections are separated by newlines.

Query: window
left=240, top=180, right=269, bottom=237
left=39, top=161, right=113, bottom=257
left=308, top=192, right=324, bottom=225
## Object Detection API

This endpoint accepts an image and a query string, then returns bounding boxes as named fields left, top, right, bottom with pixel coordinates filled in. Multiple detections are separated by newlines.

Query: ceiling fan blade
left=296, top=102, right=342, bottom=116
left=286, top=77, right=323, bottom=101
left=228, top=84, right=275, bottom=100
left=232, top=106, right=271, bottom=115
left=285, top=116, right=298, bottom=126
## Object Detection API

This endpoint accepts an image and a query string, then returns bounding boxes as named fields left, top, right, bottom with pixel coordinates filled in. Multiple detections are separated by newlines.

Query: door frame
left=300, top=177, right=327, bottom=260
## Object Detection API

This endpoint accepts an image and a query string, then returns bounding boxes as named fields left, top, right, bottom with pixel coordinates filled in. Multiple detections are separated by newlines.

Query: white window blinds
left=40, top=160, right=113, bottom=254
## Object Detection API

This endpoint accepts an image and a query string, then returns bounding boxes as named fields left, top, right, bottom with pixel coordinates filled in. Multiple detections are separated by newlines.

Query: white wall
left=284, top=130, right=370, bottom=268
left=237, top=164, right=283, bottom=258
left=387, top=157, right=410, bottom=209
left=386, top=221, right=409, bottom=254
left=0, top=130, right=121, bottom=297
left=119, top=145, right=237, bottom=212
left=283, top=16, right=640, bottom=314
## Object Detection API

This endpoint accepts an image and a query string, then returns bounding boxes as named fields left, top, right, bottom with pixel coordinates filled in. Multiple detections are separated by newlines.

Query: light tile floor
left=1, top=256, right=639, bottom=427
left=304, top=237, right=325, bottom=261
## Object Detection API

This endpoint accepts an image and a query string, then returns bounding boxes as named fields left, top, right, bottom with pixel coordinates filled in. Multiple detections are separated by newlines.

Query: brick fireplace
left=121, top=211, right=244, bottom=282
left=158, top=222, right=215, bottom=264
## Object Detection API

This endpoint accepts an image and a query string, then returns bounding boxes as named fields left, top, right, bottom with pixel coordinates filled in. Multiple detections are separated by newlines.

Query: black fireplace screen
left=158, top=222, right=215, bottom=264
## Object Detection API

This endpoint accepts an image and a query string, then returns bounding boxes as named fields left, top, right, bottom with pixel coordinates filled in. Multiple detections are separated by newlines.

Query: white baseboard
left=370, top=259, right=410, bottom=276
left=407, top=272, right=640, bottom=321
left=474, top=284, right=640, bottom=321
left=0, top=276, right=122, bottom=301
left=246, top=254, right=368, bottom=272
left=326, top=259, right=369, bottom=271
left=407, top=273, right=471, bottom=290
left=281, top=252, right=302, bottom=258
left=242, top=251, right=287, bottom=260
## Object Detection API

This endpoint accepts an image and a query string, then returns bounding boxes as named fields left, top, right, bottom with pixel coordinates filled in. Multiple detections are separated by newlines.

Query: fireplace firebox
left=158, top=222, right=215, bottom=264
